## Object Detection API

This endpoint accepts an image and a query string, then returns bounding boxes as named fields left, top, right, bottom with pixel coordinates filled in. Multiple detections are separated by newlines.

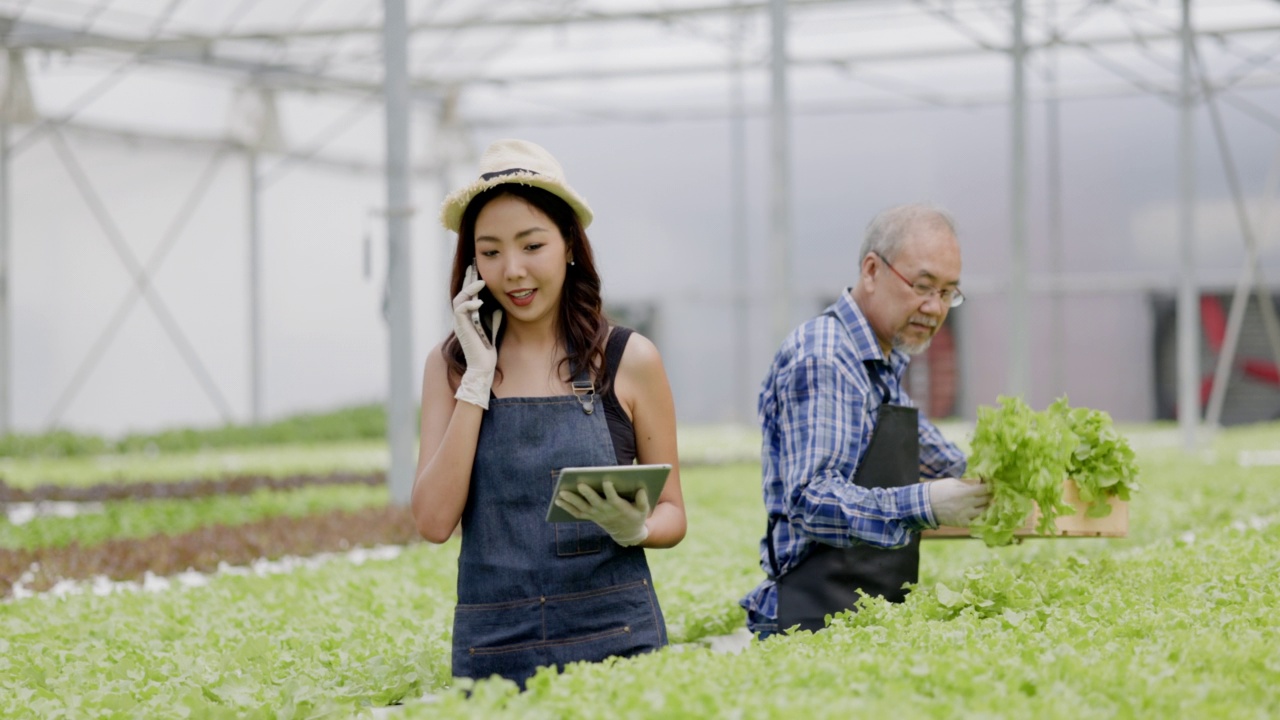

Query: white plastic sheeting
left=0, top=1, right=1279, bottom=437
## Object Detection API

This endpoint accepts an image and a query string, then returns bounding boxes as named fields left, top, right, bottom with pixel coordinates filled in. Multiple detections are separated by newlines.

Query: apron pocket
left=457, top=626, right=636, bottom=689
left=453, top=595, right=544, bottom=654
left=542, top=580, right=663, bottom=649
left=470, top=625, right=632, bottom=657
left=550, top=470, right=608, bottom=556
left=454, top=580, right=663, bottom=683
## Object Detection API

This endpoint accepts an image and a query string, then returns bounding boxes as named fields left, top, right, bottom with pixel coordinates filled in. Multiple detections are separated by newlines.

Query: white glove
left=927, top=478, right=993, bottom=527
left=452, top=265, right=503, bottom=410
left=555, top=481, right=651, bottom=547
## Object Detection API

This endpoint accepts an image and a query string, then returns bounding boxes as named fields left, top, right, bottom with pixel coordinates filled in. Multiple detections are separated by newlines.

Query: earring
left=568, top=259, right=575, bottom=266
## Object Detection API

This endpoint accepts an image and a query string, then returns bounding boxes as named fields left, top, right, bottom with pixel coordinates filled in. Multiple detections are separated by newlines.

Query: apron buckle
left=571, top=380, right=595, bottom=414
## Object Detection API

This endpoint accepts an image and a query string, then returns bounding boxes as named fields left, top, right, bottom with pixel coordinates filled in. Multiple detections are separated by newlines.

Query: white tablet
left=545, top=464, right=672, bottom=524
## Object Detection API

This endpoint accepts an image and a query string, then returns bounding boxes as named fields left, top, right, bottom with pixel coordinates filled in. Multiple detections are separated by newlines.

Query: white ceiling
left=2, top=0, right=1279, bottom=157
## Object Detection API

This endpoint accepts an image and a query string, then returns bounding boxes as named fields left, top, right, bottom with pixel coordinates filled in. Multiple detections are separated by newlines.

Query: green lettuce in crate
left=967, top=396, right=1077, bottom=546
left=1048, top=397, right=1140, bottom=518
left=967, top=396, right=1140, bottom=546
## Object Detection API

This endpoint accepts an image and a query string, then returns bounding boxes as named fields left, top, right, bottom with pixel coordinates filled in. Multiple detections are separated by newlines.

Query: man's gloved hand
left=555, top=481, right=651, bottom=547
left=927, top=478, right=993, bottom=527
left=452, top=265, right=503, bottom=410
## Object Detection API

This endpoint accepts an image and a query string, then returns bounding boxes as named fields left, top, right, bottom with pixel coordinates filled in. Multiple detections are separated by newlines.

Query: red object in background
left=925, top=324, right=957, bottom=419
left=1201, top=295, right=1228, bottom=352
left=1197, top=295, right=1280, bottom=406
left=1242, top=358, right=1280, bottom=385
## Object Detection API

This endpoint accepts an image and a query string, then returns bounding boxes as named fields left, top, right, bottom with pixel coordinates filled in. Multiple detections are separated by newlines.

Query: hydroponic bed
left=2, top=422, right=1277, bottom=718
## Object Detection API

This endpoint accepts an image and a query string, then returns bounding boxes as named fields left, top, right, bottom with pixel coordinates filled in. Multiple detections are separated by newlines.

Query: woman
left=411, top=139, right=686, bottom=688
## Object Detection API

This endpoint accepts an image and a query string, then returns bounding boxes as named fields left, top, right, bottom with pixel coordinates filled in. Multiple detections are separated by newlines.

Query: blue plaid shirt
left=740, top=290, right=967, bottom=632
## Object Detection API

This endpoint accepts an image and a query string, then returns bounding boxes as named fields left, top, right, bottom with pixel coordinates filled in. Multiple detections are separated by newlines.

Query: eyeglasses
left=875, top=252, right=965, bottom=308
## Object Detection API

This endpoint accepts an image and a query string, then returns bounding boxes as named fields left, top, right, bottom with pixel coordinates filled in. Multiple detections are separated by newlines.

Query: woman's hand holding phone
left=465, top=264, right=491, bottom=349
left=452, top=264, right=503, bottom=409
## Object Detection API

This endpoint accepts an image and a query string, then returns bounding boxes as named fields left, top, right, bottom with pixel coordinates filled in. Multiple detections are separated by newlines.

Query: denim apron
left=767, top=371, right=921, bottom=633
left=451, top=368, right=667, bottom=688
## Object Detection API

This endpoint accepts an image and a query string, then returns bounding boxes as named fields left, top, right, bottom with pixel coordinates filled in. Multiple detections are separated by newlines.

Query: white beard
left=893, top=314, right=938, bottom=355
left=893, top=334, right=933, bottom=356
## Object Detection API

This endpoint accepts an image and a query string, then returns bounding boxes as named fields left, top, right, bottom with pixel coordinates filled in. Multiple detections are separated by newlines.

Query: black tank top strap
left=602, top=327, right=637, bottom=465
left=605, top=327, right=634, bottom=381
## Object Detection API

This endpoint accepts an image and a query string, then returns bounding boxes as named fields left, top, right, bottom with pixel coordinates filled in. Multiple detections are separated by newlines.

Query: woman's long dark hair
left=442, top=183, right=611, bottom=394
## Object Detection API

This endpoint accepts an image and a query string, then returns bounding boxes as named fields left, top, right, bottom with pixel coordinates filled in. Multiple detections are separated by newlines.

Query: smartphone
left=466, top=263, right=490, bottom=345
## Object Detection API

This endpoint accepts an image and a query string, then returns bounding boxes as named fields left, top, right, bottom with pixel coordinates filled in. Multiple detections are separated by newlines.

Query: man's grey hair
left=859, top=203, right=958, bottom=263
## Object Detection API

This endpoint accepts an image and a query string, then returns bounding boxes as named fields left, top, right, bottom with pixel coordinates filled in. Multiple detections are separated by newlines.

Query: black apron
left=767, top=374, right=921, bottom=633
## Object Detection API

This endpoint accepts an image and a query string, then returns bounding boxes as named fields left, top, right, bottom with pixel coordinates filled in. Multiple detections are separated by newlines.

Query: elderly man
left=741, top=203, right=992, bottom=637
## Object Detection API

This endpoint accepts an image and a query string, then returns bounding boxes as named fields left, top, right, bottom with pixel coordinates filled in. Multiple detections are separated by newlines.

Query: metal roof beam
left=0, top=16, right=410, bottom=97
left=3, top=0, right=853, bottom=50
left=460, top=71, right=1280, bottom=127
left=4, top=12, right=1279, bottom=93
left=425, top=25, right=1280, bottom=88
left=36, top=118, right=442, bottom=177
left=6, top=5, right=1279, bottom=55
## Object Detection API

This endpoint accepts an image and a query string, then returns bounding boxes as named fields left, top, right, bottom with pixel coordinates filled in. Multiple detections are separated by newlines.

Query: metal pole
left=247, top=150, right=263, bottom=424
left=383, top=0, right=416, bottom=505
left=0, top=116, right=9, bottom=435
left=1046, top=0, right=1065, bottom=399
left=1009, top=0, right=1030, bottom=399
left=769, top=0, right=792, bottom=348
left=1176, top=0, right=1199, bottom=450
left=730, top=1, right=750, bottom=424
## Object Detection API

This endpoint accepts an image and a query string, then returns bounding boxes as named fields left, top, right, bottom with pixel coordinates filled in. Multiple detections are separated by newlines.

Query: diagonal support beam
left=1194, top=43, right=1280, bottom=427
left=913, top=0, right=1006, bottom=54
left=43, top=129, right=234, bottom=427
left=1206, top=147, right=1280, bottom=428
left=7, top=0, right=187, bottom=156
left=259, top=90, right=381, bottom=188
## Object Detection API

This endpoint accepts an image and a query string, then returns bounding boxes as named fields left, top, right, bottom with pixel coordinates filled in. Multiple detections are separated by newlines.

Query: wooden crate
left=923, top=479, right=1128, bottom=539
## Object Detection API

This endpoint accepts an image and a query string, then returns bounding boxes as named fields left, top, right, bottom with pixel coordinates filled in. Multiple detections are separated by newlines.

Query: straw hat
left=440, top=139, right=594, bottom=232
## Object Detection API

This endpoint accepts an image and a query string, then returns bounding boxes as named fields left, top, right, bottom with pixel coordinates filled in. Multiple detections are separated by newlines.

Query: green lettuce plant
left=967, top=396, right=1139, bottom=547
left=1048, top=397, right=1140, bottom=518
